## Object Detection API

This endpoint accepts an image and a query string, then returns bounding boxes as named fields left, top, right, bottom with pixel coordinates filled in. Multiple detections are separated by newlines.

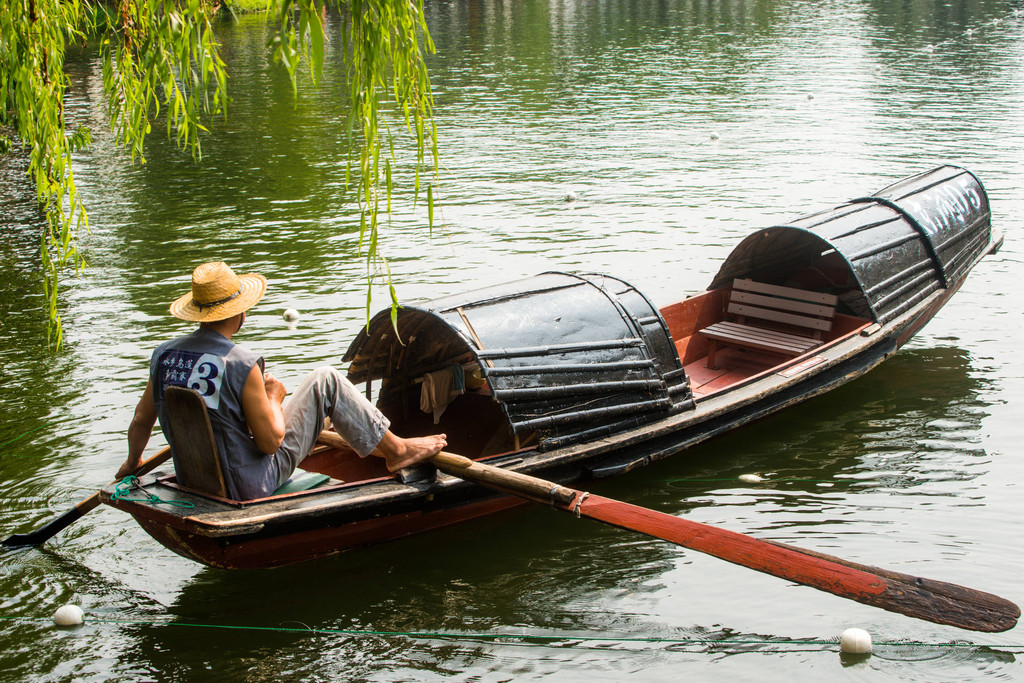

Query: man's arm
left=242, top=364, right=287, bottom=454
left=117, top=379, right=158, bottom=479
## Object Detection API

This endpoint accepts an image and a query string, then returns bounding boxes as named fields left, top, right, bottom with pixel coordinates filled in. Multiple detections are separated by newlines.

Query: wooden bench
left=164, top=386, right=331, bottom=499
left=700, top=279, right=838, bottom=370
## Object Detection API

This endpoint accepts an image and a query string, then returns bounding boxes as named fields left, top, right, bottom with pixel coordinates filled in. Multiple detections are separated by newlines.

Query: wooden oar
left=2, top=430, right=345, bottom=548
left=1, top=446, right=173, bottom=548
left=429, top=451, right=1020, bottom=633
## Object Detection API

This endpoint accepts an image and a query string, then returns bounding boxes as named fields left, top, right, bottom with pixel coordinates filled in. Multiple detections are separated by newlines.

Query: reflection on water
left=600, top=346, right=988, bottom=545
left=2, top=0, right=1024, bottom=680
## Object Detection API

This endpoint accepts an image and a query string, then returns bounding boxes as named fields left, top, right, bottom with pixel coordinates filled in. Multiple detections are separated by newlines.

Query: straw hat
left=169, top=262, right=267, bottom=322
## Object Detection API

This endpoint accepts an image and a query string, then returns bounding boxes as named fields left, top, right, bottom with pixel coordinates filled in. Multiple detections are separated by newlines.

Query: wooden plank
left=703, top=328, right=806, bottom=352
left=705, top=322, right=818, bottom=348
left=703, top=333, right=819, bottom=357
left=778, top=355, right=827, bottom=378
left=732, top=290, right=835, bottom=318
left=732, top=278, right=838, bottom=306
left=700, top=323, right=819, bottom=352
left=728, top=303, right=835, bottom=332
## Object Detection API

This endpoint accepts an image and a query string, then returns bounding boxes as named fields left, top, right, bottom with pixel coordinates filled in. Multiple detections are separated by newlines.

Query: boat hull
left=134, top=495, right=524, bottom=570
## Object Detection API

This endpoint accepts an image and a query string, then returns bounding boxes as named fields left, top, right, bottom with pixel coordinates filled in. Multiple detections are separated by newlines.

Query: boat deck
left=686, top=347, right=779, bottom=398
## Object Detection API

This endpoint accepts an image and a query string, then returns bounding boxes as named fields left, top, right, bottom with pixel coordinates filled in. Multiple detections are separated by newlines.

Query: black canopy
left=344, top=272, right=693, bottom=451
left=709, top=166, right=992, bottom=323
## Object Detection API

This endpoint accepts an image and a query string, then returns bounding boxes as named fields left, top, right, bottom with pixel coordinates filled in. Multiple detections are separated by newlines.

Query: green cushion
left=272, top=470, right=331, bottom=495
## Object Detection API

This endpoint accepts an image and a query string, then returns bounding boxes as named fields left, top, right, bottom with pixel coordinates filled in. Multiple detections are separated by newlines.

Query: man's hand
left=115, top=456, right=142, bottom=480
left=263, top=372, right=287, bottom=404
left=243, top=365, right=287, bottom=454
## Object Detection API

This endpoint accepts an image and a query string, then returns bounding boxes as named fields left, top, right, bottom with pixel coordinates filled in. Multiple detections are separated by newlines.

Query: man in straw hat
left=117, top=261, right=446, bottom=500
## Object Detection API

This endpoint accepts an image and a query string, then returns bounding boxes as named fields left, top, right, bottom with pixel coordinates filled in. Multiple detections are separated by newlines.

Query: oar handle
left=1, top=446, right=172, bottom=548
left=125, top=445, right=174, bottom=479
left=431, top=452, right=575, bottom=506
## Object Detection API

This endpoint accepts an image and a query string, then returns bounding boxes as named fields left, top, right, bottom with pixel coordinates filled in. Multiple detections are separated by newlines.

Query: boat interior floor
left=686, top=347, right=783, bottom=399
left=684, top=315, right=873, bottom=399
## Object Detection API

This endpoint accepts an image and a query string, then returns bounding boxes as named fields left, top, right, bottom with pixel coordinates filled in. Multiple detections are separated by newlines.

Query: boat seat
left=700, top=279, right=838, bottom=370
left=163, top=385, right=331, bottom=499
left=272, top=470, right=332, bottom=495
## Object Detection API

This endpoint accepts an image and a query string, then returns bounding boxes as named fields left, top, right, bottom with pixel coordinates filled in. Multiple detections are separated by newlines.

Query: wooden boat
left=101, top=165, right=1003, bottom=570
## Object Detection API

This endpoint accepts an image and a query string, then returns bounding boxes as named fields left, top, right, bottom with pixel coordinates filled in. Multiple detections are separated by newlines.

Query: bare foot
left=375, top=432, right=447, bottom=472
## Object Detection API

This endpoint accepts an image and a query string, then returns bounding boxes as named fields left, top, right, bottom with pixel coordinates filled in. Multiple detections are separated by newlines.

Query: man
left=117, top=261, right=446, bottom=500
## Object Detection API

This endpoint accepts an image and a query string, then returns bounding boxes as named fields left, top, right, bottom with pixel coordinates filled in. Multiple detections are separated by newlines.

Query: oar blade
left=758, top=539, right=1020, bottom=632
left=578, top=494, right=1020, bottom=633
left=1, top=447, right=172, bottom=548
left=866, top=573, right=1019, bottom=633
left=1, top=496, right=99, bottom=548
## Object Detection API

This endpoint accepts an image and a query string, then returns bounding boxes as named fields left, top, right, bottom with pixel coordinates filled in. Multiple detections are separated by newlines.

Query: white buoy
left=564, top=191, right=578, bottom=202
left=839, top=628, right=872, bottom=654
left=807, top=93, right=815, bottom=100
left=283, top=308, right=300, bottom=323
left=738, top=473, right=763, bottom=484
left=710, top=132, right=720, bottom=141
left=53, top=605, right=85, bottom=627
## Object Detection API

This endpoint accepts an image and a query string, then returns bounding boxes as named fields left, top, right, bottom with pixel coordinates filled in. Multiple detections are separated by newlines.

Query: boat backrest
left=164, top=385, right=229, bottom=498
left=727, top=279, right=838, bottom=336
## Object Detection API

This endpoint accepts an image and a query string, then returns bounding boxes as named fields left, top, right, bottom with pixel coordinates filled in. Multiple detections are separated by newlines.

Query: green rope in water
left=0, top=424, right=50, bottom=449
left=2, top=614, right=1022, bottom=651
left=110, top=476, right=194, bottom=509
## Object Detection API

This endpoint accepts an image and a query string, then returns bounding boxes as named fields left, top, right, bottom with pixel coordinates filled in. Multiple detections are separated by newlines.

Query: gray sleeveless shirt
left=150, top=328, right=283, bottom=500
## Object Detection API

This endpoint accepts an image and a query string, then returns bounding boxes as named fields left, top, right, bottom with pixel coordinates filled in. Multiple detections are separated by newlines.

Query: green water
left=2, top=0, right=1024, bottom=680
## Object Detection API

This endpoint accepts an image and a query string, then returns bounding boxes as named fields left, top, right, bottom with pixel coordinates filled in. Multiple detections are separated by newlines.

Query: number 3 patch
left=158, top=350, right=226, bottom=410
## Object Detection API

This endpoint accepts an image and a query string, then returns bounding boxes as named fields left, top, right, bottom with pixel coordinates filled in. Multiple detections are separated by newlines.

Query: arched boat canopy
left=343, top=272, right=694, bottom=452
left=709, top=165, right=992, bottom=323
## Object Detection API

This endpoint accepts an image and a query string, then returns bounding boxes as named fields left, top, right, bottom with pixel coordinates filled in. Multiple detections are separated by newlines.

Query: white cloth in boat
left=419, top=364, right=465, bottom=424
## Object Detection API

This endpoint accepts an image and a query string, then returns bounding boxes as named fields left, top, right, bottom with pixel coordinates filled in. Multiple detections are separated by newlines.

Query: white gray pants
left=274, top=366, right=390, bottom=488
